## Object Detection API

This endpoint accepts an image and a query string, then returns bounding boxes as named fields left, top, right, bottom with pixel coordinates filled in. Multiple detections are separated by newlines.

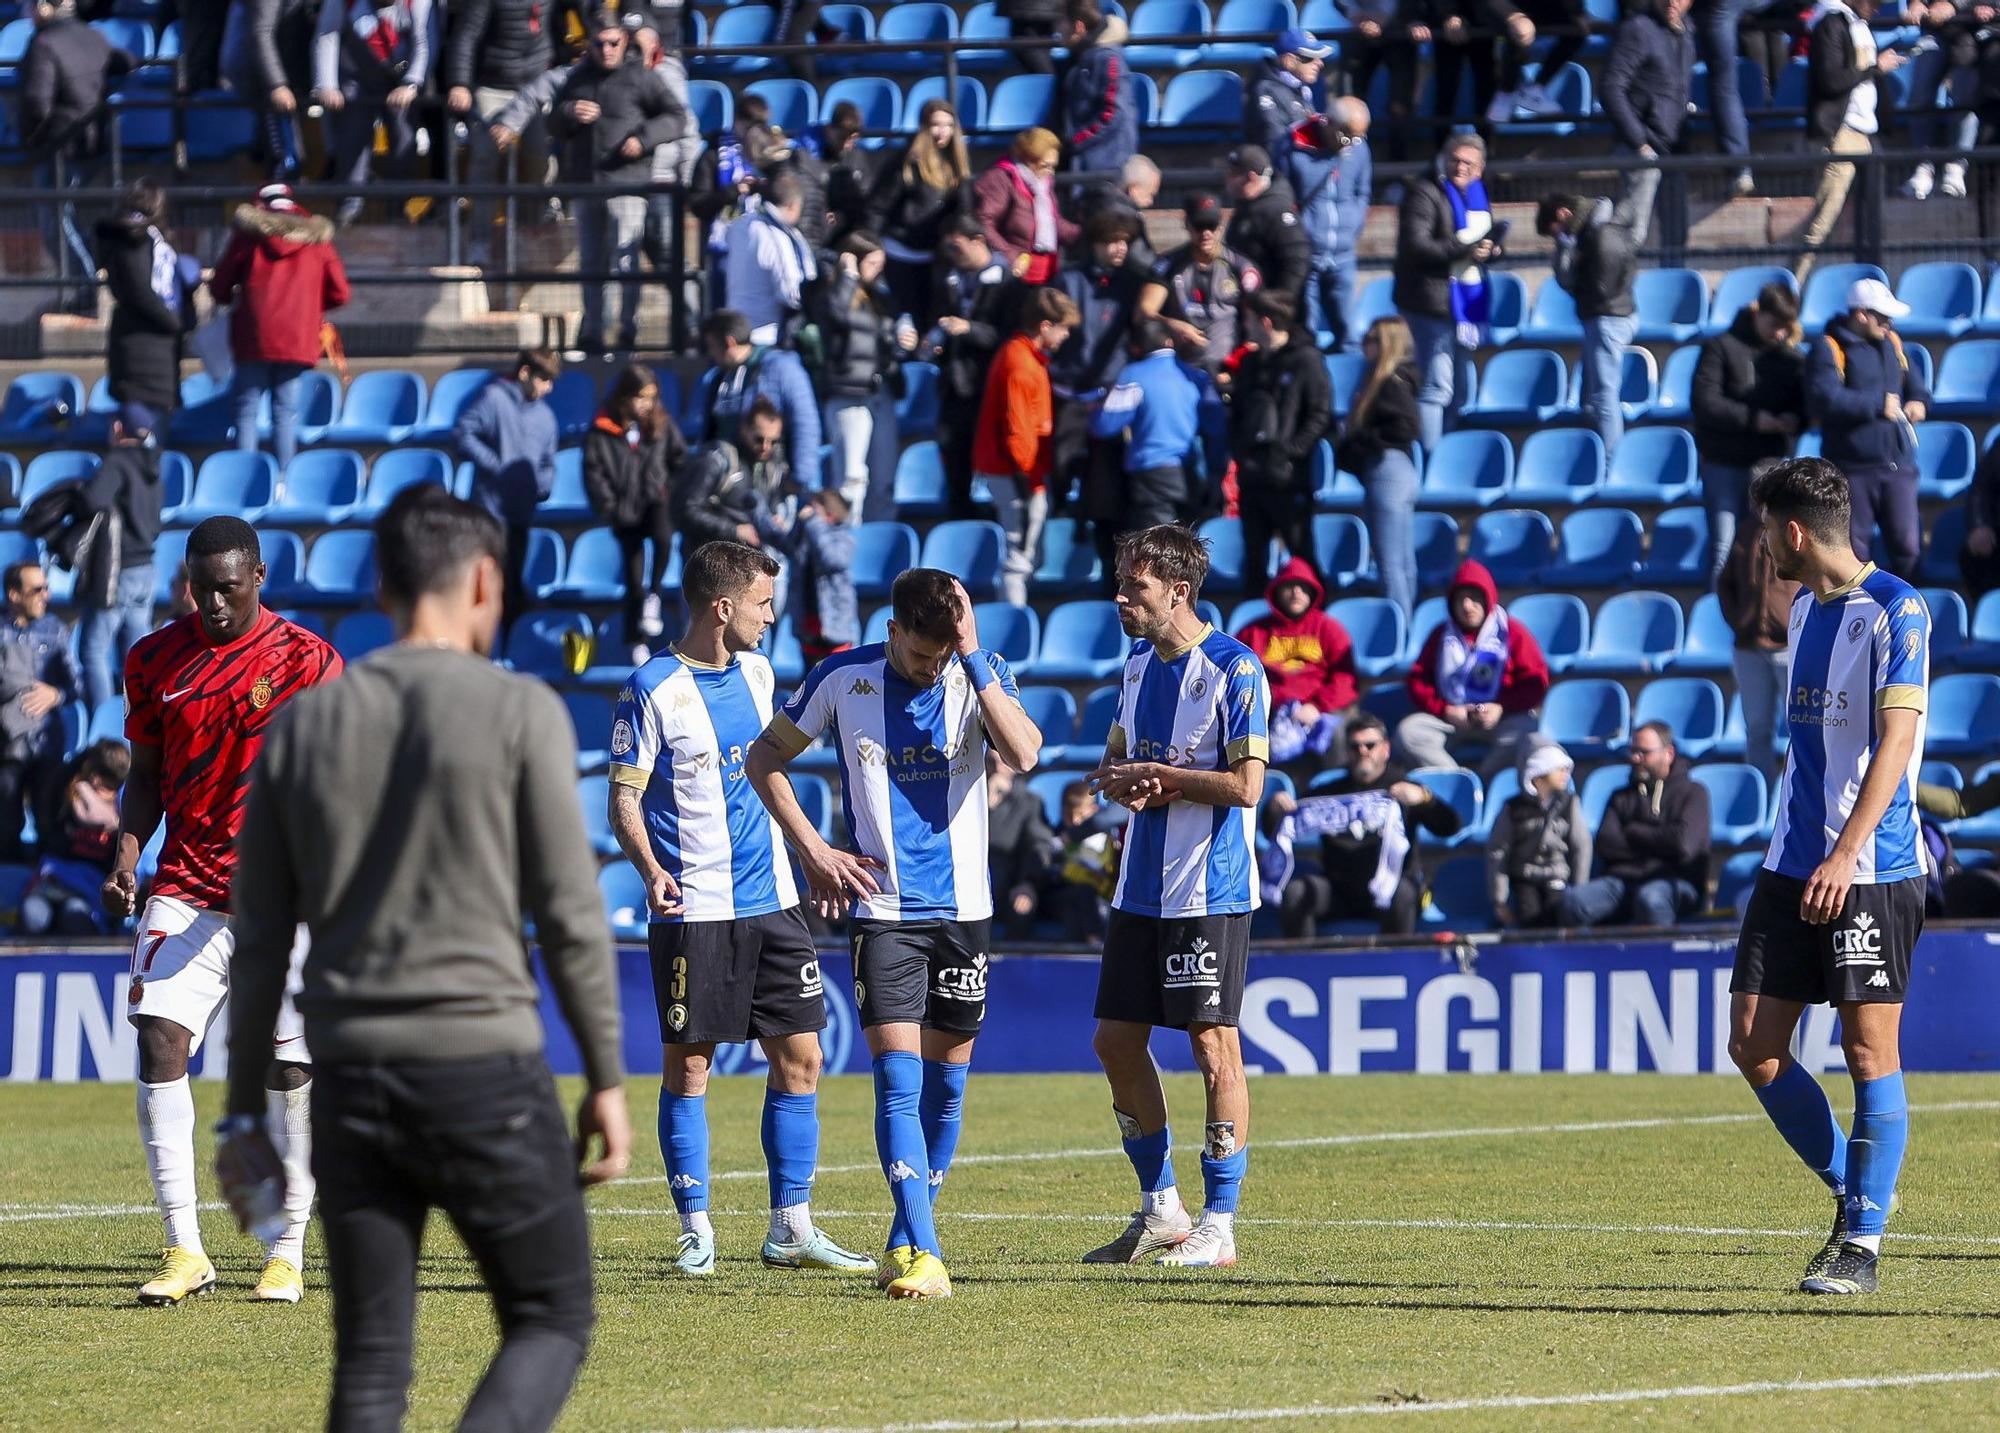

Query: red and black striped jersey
left=124, top=607, right=343, bottom=911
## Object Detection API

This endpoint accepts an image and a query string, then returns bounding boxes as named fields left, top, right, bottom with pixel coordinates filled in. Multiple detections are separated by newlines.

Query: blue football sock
left=661, top=1090, right=710, bottom=1215
left=1752, top=1060, right=1849, bottom=1195
left=1121, top=1121, right=1174, bottom=1195
left=919, top=1059, right=969, bottom=1204
left=1200, top=1123, right=1247, bottom=1215
left=1845, top=1071, right=1908, bottom=1237
left=761, top=1089, right=819, bottom=1212
left=873, top=1052, right=941, bottom=1256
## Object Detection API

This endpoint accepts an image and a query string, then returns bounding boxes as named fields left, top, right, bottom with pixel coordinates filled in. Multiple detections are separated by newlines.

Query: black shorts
left=649, top=909, right=826, bottom=1045
left=849, top=919, right=989, bottom=1034
left=1731, top=871, right=1924, bottom=1006
left=1094, top=910, right=1251, bottom=1030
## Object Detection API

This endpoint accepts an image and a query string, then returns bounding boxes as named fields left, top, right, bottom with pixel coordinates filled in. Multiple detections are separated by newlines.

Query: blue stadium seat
left=1704, top=266, right=1794, bottom=336
left=1564, top=346, right=1658, bottom=424
left=158, top=450, right=192, bottom=514
left=293, top=370, right=342, bottom=445
left=1072, top=684, right=1123, bottom=763
left=535, top=449, right=593, bottom=523
left=1422, top=856, right=1492, bottom=930
left=575, top=774, right=619, bottom=856
left=1158, top=68, right=1238, bottom=136
left=408, top=368, right=494, bottom=445
left=1226, top=598, right=1269, bottom=634
left=1467, top=508, right=1555, bottom=586
left=90, top=15, right=153, bottom=53
left=956, top=1, right=1016, bottom=71
left=1197, top=516, right=1253, bottom=590
left=1641, top=345, right=1699, bottom=427
left=543, top=528, right=633, bottom=603
left=1476, top=765, right=1520, bottom=838
left=1483, top=272, right=1529, bottom=347
left=1352, top=278, right=1397, bottom=337
left=1921, top=503, right=1967, bottom=584
left=330, top=610, right=395, bottom=663
left=255, top=530, right=307, bottom=601
left=693, top=5, right=777, bottom=77
left=357, top=447, right=453, bottom=514
left=1412, top=511, right=1460, bottom=591
left=1522, top=280, right=1582, bottom=345
left=19, top=450, right=100, bottom=509
left=1328, top=596, right=1405, bottom=679
left=1408, top=768, right=1481, bottom=848
left=1915, top=420, right=1976, bottom=500
left=902, top=75, right=988, bottom=132
left=172, top=450, right=276, bottom=525
left=1509, top=592, right=1587, bottom=675
left=1037, top=602, right=1129, bottom=680
left=267, top=449, right=363, bottom=526
left=1675, top=592, right=1735, bottom=674
left=1404, top=596, right=1446, bottom=662
left=988, top=73, right=1055, bottom=130
left=1800, top=263, right=1886, bottom=334
left=1205, top=0, right=1297, bottom=62
left=1017, top=686, right=1077, bottom=762
left=920, top=520, right=1007, bottom=597
left=1514, top=429, right=1604, bottom=504
left=1579, top=761, right=1629, bottom=831
left=1312, top=513, right=1369, bottom=589
left=599, top=862, right=649, bottom=939
left=1922, top=586, right=1968, bottom=669
left=1570, top=590, right=1684, bottom=674
left=1418, top=429, right=1512, bottom=507
left=1713, top=849, right=1765, bottom=915
left=896, top=361, right=940, bottom=438
left=563, top=691, right=614, bottom=770
left=1128, top=0, right=1210, bottom=68
left=1553, top=507, right=1642, bottom=586
left=875, top=3, right=958, bottom=73
left=521, top=529, right=566, bottom=598
left=687, top=79, right=734, bottom=135
left=1026, top=769, right=1082, bottom=826
left=791, top=772, right=837, bottom=840
left=1928, top=340, right=2000, bottom=419
left=975, top=601, right=1040, bottom=669
left=1464, top=349, right=1564, bottom=427
left=505, top=608, right=593, bottom=680
left=744, top=77, right=817, bottom=133
left=319, top=370, right=425, bottom=445
left=85, top=694, right=123, bottom=747
left=1312, top=443, right=1363, bottom=507
left=1895, top=261, right=1980, bottom=339
left=1359, top=682, right=1414, bottom=730
left=853, top=521, right=920, bottom=600
left=764, top=616, right=806, bottom=684
left=1634, top=676, right=1726, bottom=760
left=1640, top=505, right=1709, bottom=585
left=542, top=369, right=596, bottom=443
left=1694, top=763, right=1770, bottom=845
left=183, top=90, right=259, bottom=162
left=1963, top=589, right=2000, bottom=668
left=822, top=75, right=901, bottom=140
left=0, top=531, right=37, bottom=571
left=891, top=440, right=948, bottom=516
left=296, top=531, right=376, bottom=604
left=1905, top=339, right=1934, bottom=395
left=1034, top=516, right=1102, bottom=593
left=1323, top=352, right=1369, bottom=422
left=1952, top=761, right=2000, bottom=840
left=1496, top=61, right=1591, bottom=135
left=0, top=452, right=21, bottom=509
left=151, top=530, right=190, bottom=603
left=1634, top=268, right=1707, bottom=344
left=0, top=372, right=84, bottom=441
left=1603, top=425, right=1697, bottom=502
left=1299, top=0, right=1351, bottom=29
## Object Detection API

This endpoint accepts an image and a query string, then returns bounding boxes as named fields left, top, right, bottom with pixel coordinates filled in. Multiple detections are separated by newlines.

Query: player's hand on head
left=950, top=578, right=979, bottom=657
left=575, top=1086, right=632, bottom=1186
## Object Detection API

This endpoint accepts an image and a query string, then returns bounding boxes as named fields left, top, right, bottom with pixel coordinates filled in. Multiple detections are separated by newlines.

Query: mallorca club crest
left=249, top=676, right=274, bottom=710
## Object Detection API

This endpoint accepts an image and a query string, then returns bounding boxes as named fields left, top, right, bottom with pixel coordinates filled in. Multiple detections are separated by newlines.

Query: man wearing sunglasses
left=0, top=560, right=76, bottom=862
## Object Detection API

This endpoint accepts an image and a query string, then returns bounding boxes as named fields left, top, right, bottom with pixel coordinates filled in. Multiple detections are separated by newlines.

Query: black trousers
left=0, top=749, right=62, bottom=863
left=314, top=1053, right=595, bottom=1433
left=1281, top=872, right=1423, bottom=937
left=502, top=520, right=532, bottom=638
left=939, top=401, right=980, bottom=518
left=614, top=499, right=675, bottom=641
left=1238, top=471, right=1314, bottom=595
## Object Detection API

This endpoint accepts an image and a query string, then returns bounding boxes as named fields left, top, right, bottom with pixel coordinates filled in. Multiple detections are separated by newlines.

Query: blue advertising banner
left=7, top=931, right=2000, bottom=1082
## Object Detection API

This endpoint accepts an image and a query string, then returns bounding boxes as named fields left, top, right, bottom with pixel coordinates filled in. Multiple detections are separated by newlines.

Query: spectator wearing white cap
left=1245, top=27, right=1333, bottom=155
left=1486, top=737, right=1590, bottom=931
left=1804, top=277, right=1929, bottom=577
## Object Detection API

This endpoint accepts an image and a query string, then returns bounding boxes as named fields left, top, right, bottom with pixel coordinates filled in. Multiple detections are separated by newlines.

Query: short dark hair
left=944, top=212, right=987, bottom=243
left=124, top=177, right=166, bottom=225
left=742, top=395, right=784, bottom=430
left=1757, top=280, right=1800, bottom=329
left=187, top=516, right=260, bottom=565
left=80, top=736, right=130, bottom=788
left=1022, top=285, right=1080, bottom=332
left=683, top=540, right=780, bottom=611
left=890, top=568, right=962, bottom=644
left=701, top=309, right=753, bottom=348
left=1128, top=316, right=1171, bottom=355
left=1751, top=456, right=1852, bottom=548
left=374, top=483, right=506, bottom=607
left=516, top=347, right=560, bottom=382
left=1066, top=0, right=1103, bottom=27
left=1635, top=719, right=1677, bottom=750
left=1534, top=192, right=1584, bottom=236
left=737, top=94, right=771, bottom=127
left=766, top=171, right=805, bottom=210
left=1345, top=710, right=1388, bottom=743
left=826, top=100, right=864, bottom=147
left=1085, top=208, right=1138, bottom=245
left=590, top=5, right=623, bottom=33
left=3, top=560, right=38, bottom=593
left=1117, top=523, right=1210, bottom=597
left=1061, top=778, right=1091, bottom=805
left=1241, top=288, right=1297, bottom=328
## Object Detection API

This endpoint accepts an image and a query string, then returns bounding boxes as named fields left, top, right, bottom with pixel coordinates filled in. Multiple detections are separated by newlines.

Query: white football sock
left=265, top=1083, right=314, bottom=1269
left=683, top=1209, right=714, bottom=1238
left=769, top=1203, right=813, bottom=1244
left=1849, top=1233, right=1882, bottom=1255
left=138, top=1077, right=203, bottom=1253
left=1144, top=1187, right=1182, bottom=1219
left=1198, top=1210, right=1235, bottom=1233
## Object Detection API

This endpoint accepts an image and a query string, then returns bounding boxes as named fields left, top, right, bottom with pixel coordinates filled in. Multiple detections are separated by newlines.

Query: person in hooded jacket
left=1057, top=0, right=1140, bottom=177
left=95, top=179, right=198, bottom=422
left=1236, top=556, right=1358, bottom=764
left=1230, top=290, right=1331, bottom=594
left=1223, top=144, right=1312, bottom=307
left=1486, top=737, right=1591, bottom=930
left=209, top=182, right=351, bottom=470
left=1559, top=720, right=1711, bottom=929
left=585, top=363, right=688, bottom=663
left=1692, top=281, right=1804, bottom=582
left=458, top=348, right=561, bottom=634
left=1246, top=27, right=1333, bottom=153
left=1399, top=559, right=1550, bottom=774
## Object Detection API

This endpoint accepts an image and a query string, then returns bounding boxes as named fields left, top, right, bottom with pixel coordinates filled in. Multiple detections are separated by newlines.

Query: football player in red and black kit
left=105, top=516, right=343, bottom=1306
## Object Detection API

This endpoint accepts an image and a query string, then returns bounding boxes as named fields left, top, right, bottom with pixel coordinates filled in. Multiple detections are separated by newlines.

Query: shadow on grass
left=1131, top=1289, right=2000, bottom=1319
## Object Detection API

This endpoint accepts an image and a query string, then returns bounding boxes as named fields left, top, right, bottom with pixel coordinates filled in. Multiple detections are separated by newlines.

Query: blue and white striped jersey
left=1765, top=565, right=1930, bottom=885
left=763, top=643, right=1020, bottom=921
left=610, top=648, right=799, bottom=923
left=1108, top=624, right=1271, bottom=917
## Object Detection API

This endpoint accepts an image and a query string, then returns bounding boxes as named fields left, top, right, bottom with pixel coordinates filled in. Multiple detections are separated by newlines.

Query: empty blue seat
left=1675, top=592, right=1735, bottom=673
left=175, top=450, right=276, bottom=524
left=687, top=79, right=733, bottom=135
left=0, top=452, right=21, bottom=508
left=891, top=441, right=948, bottom=516
left=1542, top=679, right=1631, bottom=758
left=1604, top=425, right=1698, bottom=502
left=563, top=690, right=614, bottom=770
left=0, top=530, right=37, bottom=571
left=1634, top=268, right=1707, bottom=344
left=1408, top=768, right=1481, bottom=848
left=744, top=77, right=817, bottom=133
left=505, top=608, right=593, bottom=680
left=1576, top=761, right=1628, bottom=834
left=1467, top=508, right=1555, bottom=586
left=854, top=521, right=919, bottom=600
left=1915, top=420, right=1976, bottom=500
left=1514, top=429, right=1604, bottom=504
left=151, top=530, right=190, bottom=603
left=988, top=72, right=1055, bottom=130
left=792, top=772, right=837, bottom=840
left=693, top=5, right=777, bottom=77
left=896, top=361, right=940, bottom=438
left=1928, top=339, right=2000, bottom=418
left=1312, top=513, right=1369, bottom=588
left=1497, top=60, right=1591, bottom=135
left=1072, top=684, right=1123, bottom=762
left=410, top=368, right=495, bottom=442
left=1800, top=263, right=1886, bottom=334
left=1895, top=261, right=1980, bottom=339
left=599, top=862, right=649, bottom=940
left=1705, top=266, right=1795, bottom=337
left=183, top=90, right=259, bottom=162
left=1412, top=511, right=1460, bottom=592
left=1037, top=602, right=1129, bottom=680
left=1522, top=280, right=1582, bottom=345
left=1227, top=598, right=1270, bottom=634
left=1034, top=516, right=1102, bottom=593
left=1476, top=765, right=1521, bottom=838
left=1509, top=592, right=1588, bottom=675
left=1694, top=763, right=1770, bottom=845
left=1713, top=848, right=1766, bottom=915
left=537, top=449, right=593, bottom=522
left=821, top=75, right=900, bottom=138
left=0, top=371, right=82, bottom=442
left=331, top=610, right=395, bottom=662
left=975, top=601, right=1040, bottom=669
left=902, top=75, right=988, bottom=131
left=1565, top=346, right=1658, bottom=424
left=1017, top=686, right=1077, bottom=762
left=1643, top=345, right=1700, bottom=426
left=1482, top=272, right=1529, bottom=347
left=268, top=449, right=363, bottom=525
left=547, top=369, right=599, bottom=442
left=19, top=450, right=100, bottom=509
left=1634, top=676, right=1726, bottom=759
left=956, top=0, right=1016, bottom=71
left=1422, top=856, right=1493, bottom=930
left=1963, top=588, right=2000, bottom=667
left=543, top=528, right=638, bottom=603
left=1196, top=516, right=1252, bottom=590
left=1205, top=0, right=1297, bottom=61
left=255, top=530, right=308, bottom=600
left=1928, top=673, right=2000, bottom=755
left=1419, top=429, right=1512, bottom=508
left=1158, top=67, right=1238, bottom=136
left=875, top=3, right=958, bottom=73
left=296, top=531, right=376, bottom=604
left=1640, top=505, right=1709, bottom=585
left=1553, top=507, right=1642, bottom=586
left=920, top=520, right=1007, bottom=597
left=1464, top=349, right=1565, bottom=427
left=1327, top=596, right=1404, bottom=679
left=576, top=774, right=619, bottom=856
left=1571, top=590, right=1685, bottom=674
left=319, top=370, right=425, bottom=445
left=523, top=529, right=567, bottom=598
left=358, top=447, right=453, bottom=513
left=1129, top=0, right=1210, bottom=69
left=1921, top=504, right=1968, bottom=584
left=1922, top=585, right=1968, bottom=668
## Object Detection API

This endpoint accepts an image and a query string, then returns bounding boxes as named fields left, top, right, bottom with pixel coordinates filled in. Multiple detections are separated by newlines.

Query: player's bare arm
left=1802, top=705, right=1921, bottom=924
left=607, top=782, right=684, bottom=917
left=102, top=741, right=163, bottom=921
left=1094, top=757, right=1266, bottom=812
left=746, top=730, right=882, bottom=917
left=950, top=578, right=1042, bottom=772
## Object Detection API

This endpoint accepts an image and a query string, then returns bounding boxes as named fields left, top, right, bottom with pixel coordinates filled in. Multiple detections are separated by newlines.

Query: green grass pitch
left=4, top=1073, right=2000, bottom=1431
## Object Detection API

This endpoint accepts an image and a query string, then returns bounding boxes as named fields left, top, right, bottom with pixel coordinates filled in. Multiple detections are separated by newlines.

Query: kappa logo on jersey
left=1901, top=597, right=1923, bottom=617
left=1165, top=937, right=1221, bottom=989
left=849, top=677, right=879, bottom=696
left=933, top=953, right=988, bottom=1002
left=610, top=719, right=635, bottom=757
left=1833, top=910, right=1886, bottom=967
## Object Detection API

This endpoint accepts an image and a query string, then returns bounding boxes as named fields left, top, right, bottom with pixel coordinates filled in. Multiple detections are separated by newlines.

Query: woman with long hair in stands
left=871, top=98, right=974, bottom=326
left=1338, top=316, right=1423, bottom=619
left=585, top=362, right=688, bottom=663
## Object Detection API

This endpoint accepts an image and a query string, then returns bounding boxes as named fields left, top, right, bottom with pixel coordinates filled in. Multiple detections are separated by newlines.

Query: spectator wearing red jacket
left=1398, top=558, right=1549, bottom=775
left=209, top=183, right=350, bottom=470
left=1236, top=556, right=1358, bottom=763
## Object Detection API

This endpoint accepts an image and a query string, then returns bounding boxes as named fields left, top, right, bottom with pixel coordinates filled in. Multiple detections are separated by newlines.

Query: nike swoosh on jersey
left=162, top=687, right=196, bottom=701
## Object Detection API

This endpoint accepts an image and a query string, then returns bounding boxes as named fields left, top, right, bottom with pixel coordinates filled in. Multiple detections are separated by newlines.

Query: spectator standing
left=973, top=287, right=1079, bottom=604
left=1263, top=712, right=1461, bottom=936
left=1806, top=278, right=1929, bottom=577
left=76, top=405, right=165, bottom=714
left=1246, top=27, right=1332, bottom=154
left=1139, top=192, right=1261, bottom=373
left=1716, top=492, right=1801, bottom=785
left=722, top=172, right=819, bottom=348
left=1429, top=6, right=1500, bottom=145
left=817, top=232, right=919, bottom=523
left=223, top=0, right=319, bottom=176
left=1486, top=738, right=1590, bottom=930
left=1057, top=0, right=1140, bottom=178
left=1600, top=0, right=1694, bottom=251
left=1691, top=280, right=1804, bottom=581
left=811, top=101, right=872, bottom=247
left=1222, top=144, right=1312, bottom=312
left=313, top=0, right=431, bottom=229
left=21, top=0, right=132, bottom=310
left=447, top=0, right=559, bottom=256
left=927, top=216, right=1018, bottom=516
left=1090, top=319, right=1202, bottom=577
left=209, top=183, right=350, bottom=471
left=1230, top=290, right=1330, bottom=593
left=584, top=363, right=687, bottom=663
left=1339, top=1, right=1429, bottom=165
left=21, top=738, right=126, bottom=935
left=987, top=751, right=1055, bottom=940
left=763, top=486, right=857, bottom=665
left=1558, top=721, right=1712, bottom=929
left=1337, top=315, right=1423, bottom=619
left=1051, top=209, right=1148, bottom=509
left=974, top=128, right=1078, bottom=283
left=1399, top=559, right=1549, bottom=774
left=1283, top=97, right=1372, bottom=351
left=549, top=11, right=684, bottom=353
left=673, top=397, right=790, bottom=552
left=871, top=100, right=974, bottom=325
left=94, top=179, right=199, bottom=423
left=1537, top=190, right=1639, bottom=455
left=1084, top=156, right=1162, bottom=272
left=1393, top=133, right=1500, bottom=450
left=0, top=562, right=77, bottom=862
left=1001, top=0, right=1065, bottom=75
left=1237, top=556, right=1359, bottom=764
left=1486, top=0, right=1590, bottom=123
left=1963, top=438, right=2000, bottom=598
left=1797, top=0, right=1901, bottom=282
left=457, top=349, right=562, bottom=632
left=1900, top=1, right=1982, bottom=200
left=1694, top=0, right=1769, bottom=196
left=696, top=309, right=823, bottom=482
left=1050, top=779, right=1121, bottom=941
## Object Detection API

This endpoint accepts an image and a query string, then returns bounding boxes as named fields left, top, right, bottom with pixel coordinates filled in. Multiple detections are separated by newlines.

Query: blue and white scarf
left=1437, top=605, right=1511, bottom=706
left=1443, top=177, right=1492, bottom=334
left=1260, top=791, right=1410, bottom=910
left=143, top=217, right=179, bottom=314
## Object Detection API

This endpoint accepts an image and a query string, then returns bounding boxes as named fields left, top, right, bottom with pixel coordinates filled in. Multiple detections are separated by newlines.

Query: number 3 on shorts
left=670, top=956, right=688, bottom=1002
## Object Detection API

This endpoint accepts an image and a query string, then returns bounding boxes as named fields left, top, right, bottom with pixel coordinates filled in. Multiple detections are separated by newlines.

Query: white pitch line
left=692, top=1369, right=2000, bottom=1433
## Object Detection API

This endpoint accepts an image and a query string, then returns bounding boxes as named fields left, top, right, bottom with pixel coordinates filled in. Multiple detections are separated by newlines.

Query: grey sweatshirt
left=226, top=643, right=621, bottom=1117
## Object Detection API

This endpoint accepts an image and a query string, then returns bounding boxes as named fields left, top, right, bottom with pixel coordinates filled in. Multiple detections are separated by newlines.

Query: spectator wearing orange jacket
left=1236, top=556, right=1358, bottom=763
left=973, top=286, right=1080, bottom=604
